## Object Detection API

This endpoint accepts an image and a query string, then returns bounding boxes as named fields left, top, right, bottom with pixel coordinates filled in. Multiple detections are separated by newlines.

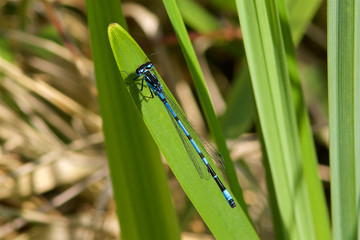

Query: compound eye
left=146, top=62, right=153, bottom=69
left=136, top=68, right=143, bottom=75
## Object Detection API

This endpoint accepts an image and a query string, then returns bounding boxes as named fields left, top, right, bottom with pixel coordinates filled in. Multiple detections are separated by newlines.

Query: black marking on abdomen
left=207, top=165, right=226, bottom=191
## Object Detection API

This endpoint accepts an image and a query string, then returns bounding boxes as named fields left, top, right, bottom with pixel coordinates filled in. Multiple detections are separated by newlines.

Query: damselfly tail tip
left=229, top=199, right=236, bottom=208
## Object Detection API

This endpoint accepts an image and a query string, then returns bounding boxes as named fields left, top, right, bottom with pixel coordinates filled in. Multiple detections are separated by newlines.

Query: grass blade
left=108, top=23, right=258, bottom=240
left=277, top=0, right=331, bottom=239
left=328, top=0, right=359, bottom=239
left=221, top=61, right=255, bottom=138
left=177, top=0, right=221, bottom=32
left=161, top=0, right=248, bottom=216
left=223, top=0, right=324, bottom=139
left=235, top=0, right=317, bottom=239
left=286, top=0, right=323, bottom=44
left=86, top=1, right=180, bottom=239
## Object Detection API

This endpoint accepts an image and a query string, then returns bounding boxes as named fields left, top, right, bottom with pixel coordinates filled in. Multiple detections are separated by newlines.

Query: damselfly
left=134, top=62, right=236, bottom=208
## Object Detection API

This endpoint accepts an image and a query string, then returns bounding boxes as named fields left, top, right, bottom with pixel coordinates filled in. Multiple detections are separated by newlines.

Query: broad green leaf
left=235, top=0, right=317, bottom=239
left=86, top=1, right=179, bottom=239
left=108, top=23, right=258, bottom=240
left=328, top=0, right=359, bottom=239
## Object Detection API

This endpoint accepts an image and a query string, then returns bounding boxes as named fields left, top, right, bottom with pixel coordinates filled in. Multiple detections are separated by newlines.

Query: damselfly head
left=136, top=62, right=154, bottom=75
left=144, top=62, right=153, bottom=69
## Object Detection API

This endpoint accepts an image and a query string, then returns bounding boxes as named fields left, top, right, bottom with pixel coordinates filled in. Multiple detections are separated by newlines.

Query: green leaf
left=161, top=0, right=248, bottom=217
left=286, top=0, right=323, bottom=44
left=328, top=0, right=359, bottom=239
left=86, top=1, right=180, bottom=239
left=221, top=61, right=255, bottom=139
left=235, top=0, right=319, bottom=239
left=222, top=0, right=324, bottom=140
left=177, top=0, right=221, bottom=33
left=0, top=39, right=14, bottom=62
left=277, top=0, right=331, bottom=239
left=210, top=0, right=237, bottom=12
left=108, top=23, right=258, bottom=240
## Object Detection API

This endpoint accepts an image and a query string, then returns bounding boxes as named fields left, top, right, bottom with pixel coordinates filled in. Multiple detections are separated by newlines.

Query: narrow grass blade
left=328, top=0, right=359, bottom=239
left=222, top=0, right=323, bottom=139
left=286, top=0, right=323, bottom=44
left=177, top=0, right=221, bottom=32
left=277, top=0, right=331, bottom=239
left=108, top=23, right=258, bottom=240
left=235, top=0, right=317, bottom=239
left=356, top=2, right=360, bottom=239
left=161, top=0, right=248, bottom=216
left=86, top=1, right=180, bottom=239
left=221, top=61, right=255, bottom=138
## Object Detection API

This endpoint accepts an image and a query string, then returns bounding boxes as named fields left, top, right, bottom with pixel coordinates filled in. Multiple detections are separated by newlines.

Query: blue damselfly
left=134, top=62, right=236, bottom=208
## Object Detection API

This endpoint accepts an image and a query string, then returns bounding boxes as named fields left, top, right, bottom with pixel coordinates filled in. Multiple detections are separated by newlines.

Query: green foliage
left=161, top=0, right=248, bottom=215
left=3, top=0, right=357, bottom=238
left=108, top=23, right=258, bottom=240
left=328, top=0, right=360, bottom=239
left=86, top=1, right=180, bottom=239
left=177, top=0, right=221, bottom=32
left=235, top=0, right=330, bottom=239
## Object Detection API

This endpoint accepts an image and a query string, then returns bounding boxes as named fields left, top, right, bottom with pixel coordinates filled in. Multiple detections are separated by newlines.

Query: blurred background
left=0, top=0, right=328, bottom=239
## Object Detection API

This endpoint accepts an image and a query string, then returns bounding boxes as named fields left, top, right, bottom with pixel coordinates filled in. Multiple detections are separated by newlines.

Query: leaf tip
left=108, top=23, right=120, bottom=34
